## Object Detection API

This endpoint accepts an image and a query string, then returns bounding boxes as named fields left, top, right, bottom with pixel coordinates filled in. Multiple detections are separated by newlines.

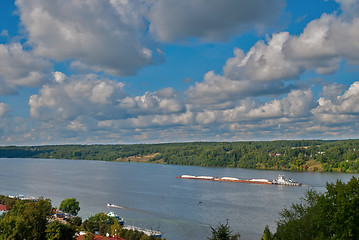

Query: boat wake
left=107, top=203, right=146, bottom=213
left=107, top=202, right=208, bottom=228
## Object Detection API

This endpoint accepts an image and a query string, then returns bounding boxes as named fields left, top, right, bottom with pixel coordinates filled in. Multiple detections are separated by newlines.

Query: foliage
left=0, top=198, right=53, bottom=240
left=45, top=220, right=76, bottom=240
left=0, top=195, right=17, bottom=210
left=82, top=232, right=95, bottom=240
left=260, top=225, right=274, bottom=240
left=265, top=177, right=359, bottom=240
left=0, top=196, right=167, bottom=240
left=82, top=212, right=165, bottom=239
left=1, top=140, right=359, bottom=172
left=68, top=216, right=82, bottom=226
left=82, top=212, right=115, bottom=235
left=208, top=220, right=240, bottom=240
left=59, top=198, right=80, bottom=216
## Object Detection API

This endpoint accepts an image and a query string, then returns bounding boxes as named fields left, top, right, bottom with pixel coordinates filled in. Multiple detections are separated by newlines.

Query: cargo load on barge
left=177, top=174, right=301, bottom=186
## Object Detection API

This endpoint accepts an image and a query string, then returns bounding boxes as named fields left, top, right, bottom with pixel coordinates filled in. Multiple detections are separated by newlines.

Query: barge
left=177, top=174, right=301, bottom=186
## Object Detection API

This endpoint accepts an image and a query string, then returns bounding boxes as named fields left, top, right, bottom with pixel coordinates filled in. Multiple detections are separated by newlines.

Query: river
left=0, top=158, right=358, bottom=240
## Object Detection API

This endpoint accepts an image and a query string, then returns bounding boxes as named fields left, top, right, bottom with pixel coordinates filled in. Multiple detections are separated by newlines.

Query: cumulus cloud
left=186, top=70, right=295, bottom=107
left=148, top=0, right=286, bottom=42
left=222, top=12, right=359, bottom=84
left=223, top=32, right=303, bottom=82
left=53, top=71, right=66, bottom=84
left=284, top=14, right=359, bottom=66
left=0, top=103, right=11, bottom=117
left=119, top=88, right=184, bottom=116
left=313, top=81, right=359, bottom=119
left=188, top=5, right=359, bottom=108
left=29, top=73, right=185, bottom=125
left=335, top=0, right=359, bottom=19
left=13, top=0, right=287, bottom=78
left=29, top=74, right=127, bottom=121
left=194, top=89, right=315, bottom=125
left=0, top=43, right=51, bottom=95
left=321, top=83, right=347, bottom=100
left=2, top=0, right=359, bottom=145
left=16, top=0, right=158, bottom=76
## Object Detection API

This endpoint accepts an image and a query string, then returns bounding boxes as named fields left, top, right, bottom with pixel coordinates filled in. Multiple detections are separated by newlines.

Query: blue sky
left=1, top=0, right=359, bottom=145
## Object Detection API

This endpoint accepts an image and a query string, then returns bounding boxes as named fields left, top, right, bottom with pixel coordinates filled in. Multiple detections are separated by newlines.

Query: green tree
left=268, top=176, right=359, bottom=240
left=45, top=220, right=76, bottom=240
left=59, top=198, right=80, bottom=216
left=260, top=225, right=274, bottom=240
left=69, top=216, right=82, bottom=226
left=110, top=220, right=122, bottom=237
left=0, top=198, right=52, bottom=240
left=82, top=212, right=115, bottom=236
left=208, top=220, right=240, bottom=240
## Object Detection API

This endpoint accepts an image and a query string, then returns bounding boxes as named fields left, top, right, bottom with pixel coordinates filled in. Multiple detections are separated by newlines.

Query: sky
left=1, top=0, right=359, bottom=145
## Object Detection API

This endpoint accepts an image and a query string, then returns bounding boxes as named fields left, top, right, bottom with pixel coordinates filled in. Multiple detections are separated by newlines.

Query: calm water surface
left=1, top=158, right=358, bottom=240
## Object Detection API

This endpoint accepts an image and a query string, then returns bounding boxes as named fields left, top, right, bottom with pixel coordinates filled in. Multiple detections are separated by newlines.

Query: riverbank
left=1, top=139, right=358, bottom=173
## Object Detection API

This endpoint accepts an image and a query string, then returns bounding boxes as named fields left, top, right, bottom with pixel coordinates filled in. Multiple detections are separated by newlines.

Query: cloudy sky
left=1, top=0, right=359, bottom=145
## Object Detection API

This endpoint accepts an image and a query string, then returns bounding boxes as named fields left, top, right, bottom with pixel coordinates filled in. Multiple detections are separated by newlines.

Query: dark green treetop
left=59, top=198, right=80, bottom=216
left=264, top=176, right=359, bottom=240
left=209, top=220, right=240, bottom=240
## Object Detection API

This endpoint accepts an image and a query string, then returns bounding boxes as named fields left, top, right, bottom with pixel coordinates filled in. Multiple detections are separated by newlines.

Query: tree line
left=0, top=196, right=165, bottom=240
left=1, top=139, right=359, bottom=172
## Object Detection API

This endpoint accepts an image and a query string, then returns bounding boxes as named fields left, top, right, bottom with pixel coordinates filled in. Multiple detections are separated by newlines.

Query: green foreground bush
left=261, top=176, right=359, bottom=240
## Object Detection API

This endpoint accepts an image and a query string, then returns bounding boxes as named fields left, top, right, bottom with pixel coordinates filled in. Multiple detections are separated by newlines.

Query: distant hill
left=1, top=139, right=359, bottom=173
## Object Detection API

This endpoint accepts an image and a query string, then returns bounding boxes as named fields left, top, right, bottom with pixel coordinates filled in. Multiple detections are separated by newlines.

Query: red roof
left=77, top=234, right=125, bottom=240
left=0, top=204, right=8, bottom=211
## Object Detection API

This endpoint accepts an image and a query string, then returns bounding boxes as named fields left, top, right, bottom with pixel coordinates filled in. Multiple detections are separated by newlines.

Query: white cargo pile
left=196, top=176, right=214, bottom=180
left=249, top=179, right=270, bottom=182
left=221, top=177, right=239, bottom=181
left=181, top=175, right=196, bottom=178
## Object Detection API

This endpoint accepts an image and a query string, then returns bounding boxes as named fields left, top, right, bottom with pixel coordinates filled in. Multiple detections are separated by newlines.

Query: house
left=0, top=204, right=8, bottom=215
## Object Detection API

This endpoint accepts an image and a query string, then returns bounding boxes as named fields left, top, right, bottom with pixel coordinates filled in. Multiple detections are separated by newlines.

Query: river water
left=0, top=158, right=358, bottom=240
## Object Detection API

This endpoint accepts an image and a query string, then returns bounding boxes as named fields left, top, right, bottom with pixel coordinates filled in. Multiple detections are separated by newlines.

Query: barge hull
left=176, top=176, right=273, bottom=184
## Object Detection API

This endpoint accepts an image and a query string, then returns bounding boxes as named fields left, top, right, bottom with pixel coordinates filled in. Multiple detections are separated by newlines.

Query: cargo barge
left=176, top=174, right=301, bottom=186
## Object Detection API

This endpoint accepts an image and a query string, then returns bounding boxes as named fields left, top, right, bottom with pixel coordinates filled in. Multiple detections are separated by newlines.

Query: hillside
left=1, top=139, right=359, bottom=173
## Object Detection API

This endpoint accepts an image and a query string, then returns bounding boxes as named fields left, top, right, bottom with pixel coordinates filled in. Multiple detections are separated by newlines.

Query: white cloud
left=0, top=43, right=51, bottom=95
left=188, top=7, right=359, bottom=108
left=119, top=88, right=184, bottom=116
left=223, top=13, right=359, bottom=84
left=16, top=0, right=158, bottom=76
left=314, top=81, right=359, bottom=116
left=2, top=0, right=359, bottom=145
left=0, top=103, right=11, bottom=117
left=148, top=0, right=286, bottom=42
left=29, top=75, right=127, bottom=121
left=194, top=89, right=314, bottom=125
left=223, top=32, right=303, bottom=82
left=335, top=0, right=359, bottom=19
left=186, top=70, right=294, bottom=106
left=321, top=83, right=346, bottom=100
left=29, top=74, right=185, bottom=125
left=284, top=13, right=359, bottom=65
left=53, top=71, right=66, bottom=84
left=68, top=118, right=88, bottom=132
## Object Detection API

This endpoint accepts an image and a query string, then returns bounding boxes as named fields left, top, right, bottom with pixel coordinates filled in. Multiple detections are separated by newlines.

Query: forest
left=1, top=139, right=359, bottom=173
